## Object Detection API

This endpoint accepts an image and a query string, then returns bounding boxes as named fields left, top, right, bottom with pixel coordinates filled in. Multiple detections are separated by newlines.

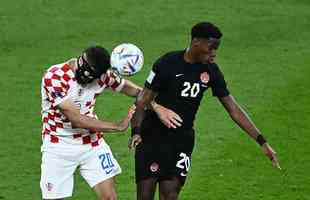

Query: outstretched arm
left=120, top=79, right=143, bottom=97
left=219, top=95, right=281, bottom=169
left=59, top=99, right=135, bottom=133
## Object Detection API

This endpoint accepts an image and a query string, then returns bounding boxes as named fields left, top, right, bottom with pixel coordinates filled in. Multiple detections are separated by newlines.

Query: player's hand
left=153, top=103, right=183, bottom=129
left=117, top=105, right=136, bottom=131
left=261, top=143, right=281, bottom=170
left=128, top=134, right=142, bottom=150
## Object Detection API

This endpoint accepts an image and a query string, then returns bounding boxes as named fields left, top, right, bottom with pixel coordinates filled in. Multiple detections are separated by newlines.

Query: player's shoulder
left=157, top=50, right=184, bottom=63
left=207, top=62, right=227, bottom=81
left=208, top=62, right=223, bottom=73
left=153, top=50, right=184, bottom=72
left=43, top=63, right=75, bottom=80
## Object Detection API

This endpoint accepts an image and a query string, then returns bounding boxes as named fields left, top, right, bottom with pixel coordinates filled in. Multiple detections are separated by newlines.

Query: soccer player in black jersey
left=129, top=22, right=281, bottom=200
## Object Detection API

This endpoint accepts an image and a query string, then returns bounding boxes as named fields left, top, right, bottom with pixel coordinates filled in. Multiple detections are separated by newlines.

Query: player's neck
left=67, top=58, right=78, bottom=72
left=184, top=48, right=198, bottom=64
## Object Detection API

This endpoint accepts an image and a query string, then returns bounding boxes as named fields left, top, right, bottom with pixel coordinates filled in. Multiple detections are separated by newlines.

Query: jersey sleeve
left=144, top=56, right=169, bottom=92
left=42, top=69, right=72, bottom=107
left=211, top=64, right=230, bottom=97
left=101, top=69, right=125, bottom=92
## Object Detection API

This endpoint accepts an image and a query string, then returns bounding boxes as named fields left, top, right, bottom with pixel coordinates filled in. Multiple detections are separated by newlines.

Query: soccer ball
left=110, top=43, right=144, bottom=76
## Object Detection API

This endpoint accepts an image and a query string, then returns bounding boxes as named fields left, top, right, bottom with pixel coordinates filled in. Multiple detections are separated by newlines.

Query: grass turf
left=0, top=0, right=309, bottom=199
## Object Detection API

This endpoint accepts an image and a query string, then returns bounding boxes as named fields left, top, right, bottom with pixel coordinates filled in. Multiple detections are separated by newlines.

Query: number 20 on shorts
left=99, top=153, right=115, bottom=170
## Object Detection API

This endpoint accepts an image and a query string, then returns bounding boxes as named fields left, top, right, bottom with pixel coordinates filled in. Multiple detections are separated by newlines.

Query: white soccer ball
left=110, top=43, right=144, bottom=76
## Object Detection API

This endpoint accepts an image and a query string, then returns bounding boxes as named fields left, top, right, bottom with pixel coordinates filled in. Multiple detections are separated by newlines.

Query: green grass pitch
left=0, top=0, right=309, bottom=199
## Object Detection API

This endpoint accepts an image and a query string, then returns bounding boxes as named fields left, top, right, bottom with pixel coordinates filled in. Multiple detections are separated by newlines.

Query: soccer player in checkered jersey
left=40, top=46, right=141, bottom=200
left=129, top=22, right=281, bottom=200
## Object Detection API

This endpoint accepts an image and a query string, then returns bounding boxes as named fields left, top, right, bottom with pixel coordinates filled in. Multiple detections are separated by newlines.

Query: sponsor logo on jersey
left=200, top=72, right=209, bottom=84
left=150, top=162, right=159, bottom=172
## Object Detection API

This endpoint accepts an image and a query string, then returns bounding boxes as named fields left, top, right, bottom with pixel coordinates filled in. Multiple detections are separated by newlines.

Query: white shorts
left=40, top=142, right=121, bottom=199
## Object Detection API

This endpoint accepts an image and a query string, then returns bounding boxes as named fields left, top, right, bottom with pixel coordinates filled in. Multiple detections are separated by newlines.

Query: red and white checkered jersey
left=41, top=62, right=125, bottom=148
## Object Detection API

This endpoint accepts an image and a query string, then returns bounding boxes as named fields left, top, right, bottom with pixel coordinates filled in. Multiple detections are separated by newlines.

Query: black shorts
left=135, top=114, right=195, bottom=185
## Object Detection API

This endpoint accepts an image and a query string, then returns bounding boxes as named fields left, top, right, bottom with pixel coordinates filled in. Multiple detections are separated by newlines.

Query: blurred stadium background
left=0, top=0, right=309, bottom=199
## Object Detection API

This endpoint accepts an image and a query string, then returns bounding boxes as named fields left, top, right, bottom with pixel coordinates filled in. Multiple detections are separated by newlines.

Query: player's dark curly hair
left=84, top=45, right=111, bottom=75
left=191, top=22, right=222, bottom=40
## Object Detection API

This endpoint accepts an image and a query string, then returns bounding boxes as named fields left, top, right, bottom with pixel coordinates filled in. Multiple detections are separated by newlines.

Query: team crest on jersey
left=150, top=162, right=159, bottom=172
left=200, top=72, right=210, bottom=84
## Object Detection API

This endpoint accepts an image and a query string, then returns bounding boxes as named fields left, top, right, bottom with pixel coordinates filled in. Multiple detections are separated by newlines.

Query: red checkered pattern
left=41, top=64, right=125, bottom=147
left=41, top=63, right=75, bottom=143
left=98, top=70, right=124, bottom=91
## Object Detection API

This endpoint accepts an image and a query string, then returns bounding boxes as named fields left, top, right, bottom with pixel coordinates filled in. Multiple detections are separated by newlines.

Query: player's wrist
left=151, top=101, right=158, bottom=111
left=256, top=134, right=267, bottom=146
left=131, top=127, right=141, bottom=136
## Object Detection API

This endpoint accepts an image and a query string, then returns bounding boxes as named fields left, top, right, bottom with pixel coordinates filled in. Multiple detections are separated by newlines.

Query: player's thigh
left=171, top=129, right=195, bottom=182
left=159, top=177, right=182, bottom=200
left=136, top=177, right=158, bottom=200
left=79, top=143, right=121, bottom=197
left=135, top=137, right=162, bottom=184
left=40, top=151, right=78, bottom=199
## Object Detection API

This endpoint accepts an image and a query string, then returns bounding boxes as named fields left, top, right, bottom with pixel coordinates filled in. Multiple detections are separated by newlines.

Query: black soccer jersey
left=145, top=50, right=230, bottom=130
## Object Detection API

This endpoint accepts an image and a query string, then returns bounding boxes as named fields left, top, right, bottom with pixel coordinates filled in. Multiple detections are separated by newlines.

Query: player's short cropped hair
left=191, top=22, right=222, bottom=40
left=84, top=45, right=111, bottom=74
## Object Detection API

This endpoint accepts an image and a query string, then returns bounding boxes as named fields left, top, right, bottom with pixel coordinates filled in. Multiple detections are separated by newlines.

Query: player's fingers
left=128, top=110, right=135, bottom=116
left=275, top=162, right=282, bottom=170
left=129, top=139, right=137, bottom=149
left=170, top=118, right=182, bottom=128
left=169, top=122, right=177, bottom=129
left=134, top=138, right=142, bottom=148
left=131, top=104, right=136, bottom=110
left=272, top=156, right=281, bottom=170
left=128, top=105, right=136, bottom=116
left=173, top=114, right=182, bottom=121
left=172, top=113, right=183, bottom=123
left=127, top=111, right=135, bottom=121
left=160, top=118, right=172, bottom=128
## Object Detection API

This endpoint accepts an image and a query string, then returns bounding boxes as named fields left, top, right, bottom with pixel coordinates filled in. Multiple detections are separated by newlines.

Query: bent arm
left=131, top=88, right=157, bottom=133
left=218, top=95, right=261, bottom=140
left=58, top=100, right=128, bottom=132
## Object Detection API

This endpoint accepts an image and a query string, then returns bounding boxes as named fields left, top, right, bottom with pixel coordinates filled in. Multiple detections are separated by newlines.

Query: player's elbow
left=70, top=120, right=83, bottom=129
left=68, top=115, right=85, bottom=129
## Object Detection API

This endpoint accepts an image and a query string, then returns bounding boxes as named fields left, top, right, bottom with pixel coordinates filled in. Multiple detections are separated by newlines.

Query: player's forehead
left=199, top=37, right=221, bottom=49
